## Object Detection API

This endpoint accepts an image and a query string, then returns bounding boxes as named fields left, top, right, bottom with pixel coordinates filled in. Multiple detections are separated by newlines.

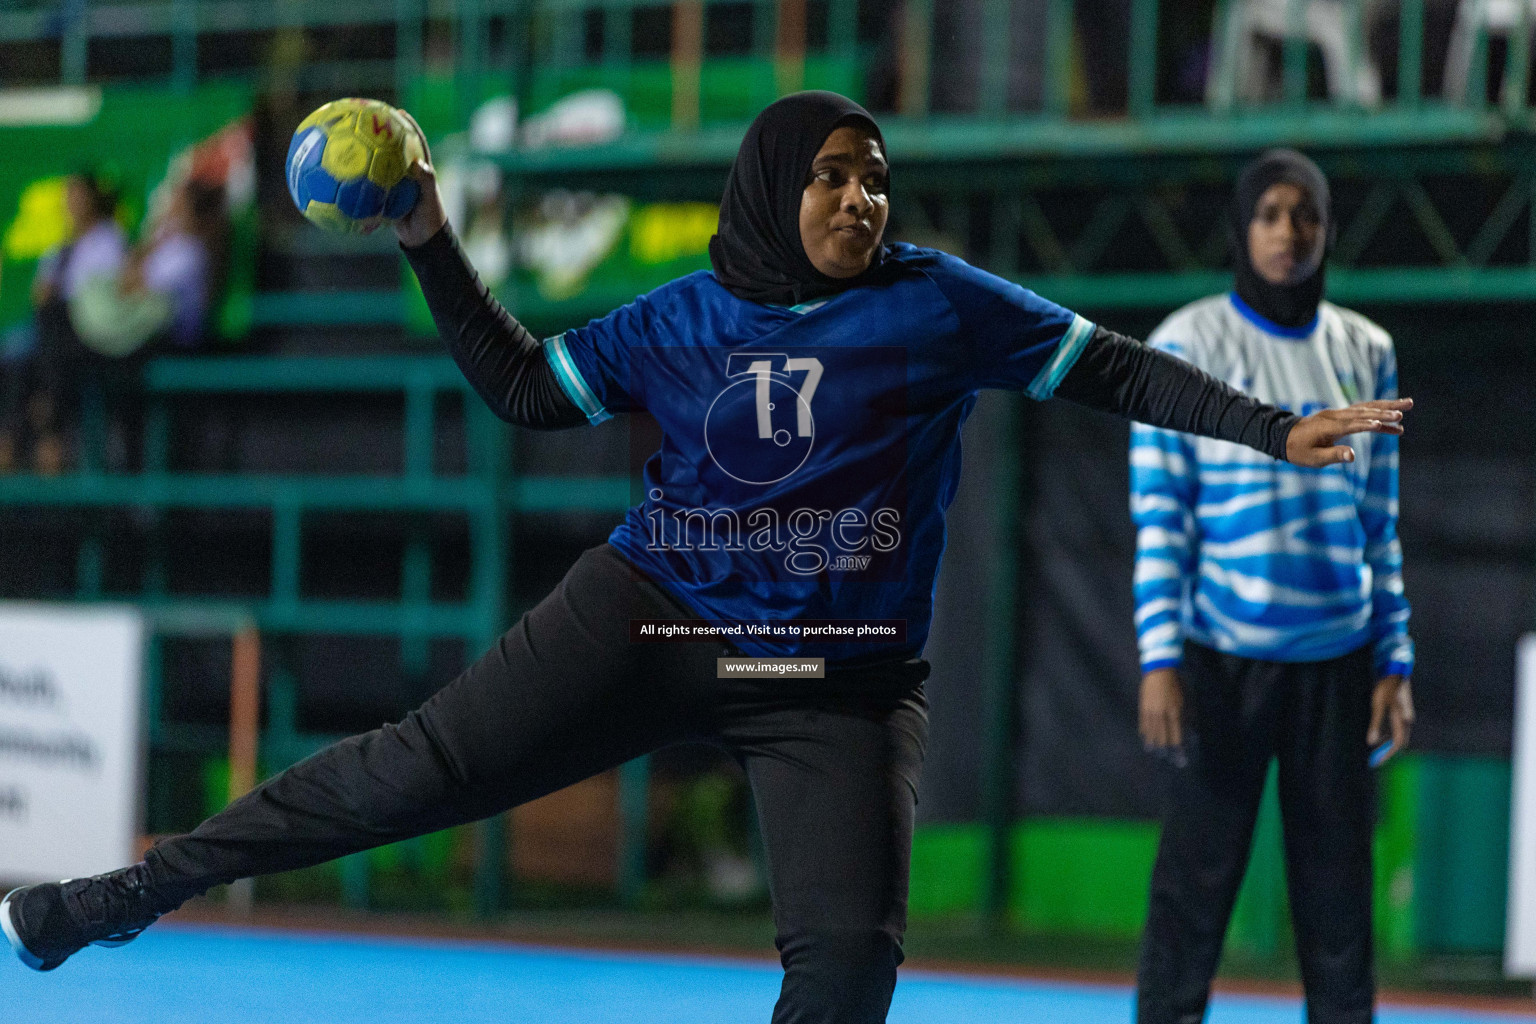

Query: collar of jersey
left=775, top=298, right=829, bottom=315
left=1227, top=292, right=1318, bottom=339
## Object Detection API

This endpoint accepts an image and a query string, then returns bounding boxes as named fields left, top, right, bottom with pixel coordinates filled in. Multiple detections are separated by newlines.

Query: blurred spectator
left=3, top=177, right=228, bottom=475
left=0, top=168, right=126, bottom=474
left=31, top=169, right=128, bottom=310
left=124, top=179, right=229, bottom=351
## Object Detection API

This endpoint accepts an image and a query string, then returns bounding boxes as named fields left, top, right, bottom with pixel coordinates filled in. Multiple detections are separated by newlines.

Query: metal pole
left=1208, top=0, right=1239, bottom=112
left=468, top=400, right=509, bottom=919
left=551, top=5, right=582, bottom=67
left=774, top=0, right=807, bottom=97
left=1504, top=0, right=1530, bottom=116
left=61, top=0, right=87, bottom=85
left=1128, top=0, right=1159, bottom=118
left=172, top=0, right=197, bottom=92
left=226, top=625, right=261, bottom=917
left=396, top=0, right=424, bottom=105
left=1468, top=1, right=1490, bottom=107
left=981, top=395, right=1023, bottom=924
left=899, top=0, right=932, bottom=117
left=604, top=3, right=632, bottom=68
left=671, top=0, right=704, bottom=130
left=1042, top=0, right=1074, bottom=118
left=1343, top=0, right=1366, bottom=108
left=271, top=498, right=302, bottom=614
left=979, top=0, right=1011, bottom=117
left=617, top=756, right=650, bottom=905
left=1398, top=0, right=1424, bottom=106
left=401, top=376, right=434, bottom=679
left=458, top=0, right=486, bottom=124
left=1283, top=0, right=1308, bottom=107
left=828, top=0, right=856, bottom=65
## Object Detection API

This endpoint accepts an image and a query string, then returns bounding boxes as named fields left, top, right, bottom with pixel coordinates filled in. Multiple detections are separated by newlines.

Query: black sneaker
left=2, top=864, right=168, bottom=971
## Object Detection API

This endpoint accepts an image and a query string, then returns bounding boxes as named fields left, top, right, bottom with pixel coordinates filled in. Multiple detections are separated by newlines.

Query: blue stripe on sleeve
left=1026, top=314, right=1096, bottom=400
left=1131, top=421, right=1196, bottom=671
left=544, top=334, right=612, bottom=425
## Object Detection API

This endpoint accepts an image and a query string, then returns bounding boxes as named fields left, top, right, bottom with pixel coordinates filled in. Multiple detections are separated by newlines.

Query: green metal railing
left=0, top=0, right=521, bottom=96
left=0, top=0, right=1524, bottom=122
left=0, top=355, right=633, bottom=914
left=483, top=0, right=1536, bottom=337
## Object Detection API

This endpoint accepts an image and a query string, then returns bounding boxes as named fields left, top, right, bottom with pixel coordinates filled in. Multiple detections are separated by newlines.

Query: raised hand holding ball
left=389, top=107, right=447, bottom=249
left=285, top=98, right=425, bottom=234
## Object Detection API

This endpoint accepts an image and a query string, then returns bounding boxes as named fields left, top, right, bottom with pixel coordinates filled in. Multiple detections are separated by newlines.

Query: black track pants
left=147, top=544, right=929, bottom=1024
left=1136, top=641, right=1376, bottom=1024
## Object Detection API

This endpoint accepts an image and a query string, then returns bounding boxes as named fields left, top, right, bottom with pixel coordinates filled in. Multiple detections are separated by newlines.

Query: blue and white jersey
left=545, top=243, right=1095, bottom=662
left=1130, top=293, right=1413, bottom=678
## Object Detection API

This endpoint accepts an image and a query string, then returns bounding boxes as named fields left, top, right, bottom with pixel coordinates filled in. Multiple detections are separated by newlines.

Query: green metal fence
left=0, top=0, right=1526, bottom=122
left=0, top=355, right=630, bottom=914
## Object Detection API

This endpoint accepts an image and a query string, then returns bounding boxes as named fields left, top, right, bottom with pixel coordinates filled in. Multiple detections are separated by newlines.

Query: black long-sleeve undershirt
left=1055, top=325, right=1298, bottom=461
left=403, top=225, right=1298, bottom=458
left=402, top=225, right=586, bottom=429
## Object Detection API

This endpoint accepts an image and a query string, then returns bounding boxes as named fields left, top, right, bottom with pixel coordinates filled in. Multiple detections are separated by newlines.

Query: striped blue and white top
left=1130, top=292, right=1413, bottom=678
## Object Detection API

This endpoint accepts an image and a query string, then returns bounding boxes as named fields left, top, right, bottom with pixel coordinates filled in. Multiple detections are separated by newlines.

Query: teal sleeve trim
left=544, top=334, right=612, bottom=426
left=1026, top=313, right=1096, bottom=400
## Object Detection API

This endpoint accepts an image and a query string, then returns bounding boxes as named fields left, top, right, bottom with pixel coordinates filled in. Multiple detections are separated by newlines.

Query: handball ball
left=286, top=98, right=425, bottom=233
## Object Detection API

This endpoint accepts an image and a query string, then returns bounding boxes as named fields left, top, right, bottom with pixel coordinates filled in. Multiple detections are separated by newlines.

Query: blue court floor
left=6, top=924, right=1534, bottom=1024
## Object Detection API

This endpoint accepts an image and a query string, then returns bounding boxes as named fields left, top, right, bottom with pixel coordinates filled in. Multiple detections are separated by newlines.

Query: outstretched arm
left=392, top=129, right=584, bottom=430
left=1055, top=326, right=1408, bottom=467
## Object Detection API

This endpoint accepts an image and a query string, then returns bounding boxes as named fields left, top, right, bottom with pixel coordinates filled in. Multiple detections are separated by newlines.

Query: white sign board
left=0, top=604, right=144, bottom=883
left=1507, top=634, right=1536, bottom=977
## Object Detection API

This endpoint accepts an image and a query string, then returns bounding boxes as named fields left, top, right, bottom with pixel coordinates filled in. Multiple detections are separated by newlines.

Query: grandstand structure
left=0, top=0, right=1526, bottom=957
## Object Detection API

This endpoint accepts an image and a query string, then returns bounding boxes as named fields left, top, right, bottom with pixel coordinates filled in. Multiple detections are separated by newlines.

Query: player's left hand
left=1286, top=399, right=1412, bottom=468
left=1367, top=674, right=1414, bottom=765
left=391, top=108, right=447, bottom=249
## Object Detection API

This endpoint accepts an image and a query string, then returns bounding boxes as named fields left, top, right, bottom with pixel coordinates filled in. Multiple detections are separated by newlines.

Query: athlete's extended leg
left=723, top=673, right=928, bottom=1024
left=154, top=544, right=713, bottom=888
left=5, top=545, right=714, bottom=969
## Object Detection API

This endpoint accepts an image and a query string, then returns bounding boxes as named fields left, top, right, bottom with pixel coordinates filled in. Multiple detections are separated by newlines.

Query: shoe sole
left=1, top=887, right=46, bottom=971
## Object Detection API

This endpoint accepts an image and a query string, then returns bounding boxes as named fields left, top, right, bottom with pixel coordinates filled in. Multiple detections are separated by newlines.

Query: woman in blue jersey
left=4, top=95, right=1407, bottom=1024
left=1130, top=150, right=1414, bottom=1024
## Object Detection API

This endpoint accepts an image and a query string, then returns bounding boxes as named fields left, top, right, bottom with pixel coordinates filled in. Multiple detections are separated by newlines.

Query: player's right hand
left=392, top=108, right=448, bottom=249
left=1368, top=674, right=1414, bottom=764
left=1286, top=398, right=1411, bottom=468
left=1140, top=667, right=1184, bottom=750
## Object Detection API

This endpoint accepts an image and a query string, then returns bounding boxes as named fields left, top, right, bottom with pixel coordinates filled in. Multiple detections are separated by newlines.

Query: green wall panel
left=909, top=823, right=987, bottom=918
left=1414, top=754, right=1511, bottom=953
left=1011, top=818, right=1159, bottom=939
left=906, top=753, right=1497, bottom=959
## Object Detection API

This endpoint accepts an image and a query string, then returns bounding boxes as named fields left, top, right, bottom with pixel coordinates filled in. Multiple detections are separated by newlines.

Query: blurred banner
left=0, top=605, right=145, bottom=882
left=1507, top=635, right=1536, bottom=977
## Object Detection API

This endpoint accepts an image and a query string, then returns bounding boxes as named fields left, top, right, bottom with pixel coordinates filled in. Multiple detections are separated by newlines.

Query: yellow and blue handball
left=286, top=98, right=424, bottom=233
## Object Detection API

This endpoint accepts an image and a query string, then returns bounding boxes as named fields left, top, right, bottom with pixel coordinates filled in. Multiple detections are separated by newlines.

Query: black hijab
left=1231, top=149, right=1333, bottom=330
left=709, top=91, right=891, bottom=307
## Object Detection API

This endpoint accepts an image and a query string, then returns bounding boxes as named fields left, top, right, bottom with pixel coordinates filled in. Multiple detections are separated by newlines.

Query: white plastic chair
left=1208, top=0, right=1384, bottom=108
left=1444, top=0, right=1536, bottom=103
